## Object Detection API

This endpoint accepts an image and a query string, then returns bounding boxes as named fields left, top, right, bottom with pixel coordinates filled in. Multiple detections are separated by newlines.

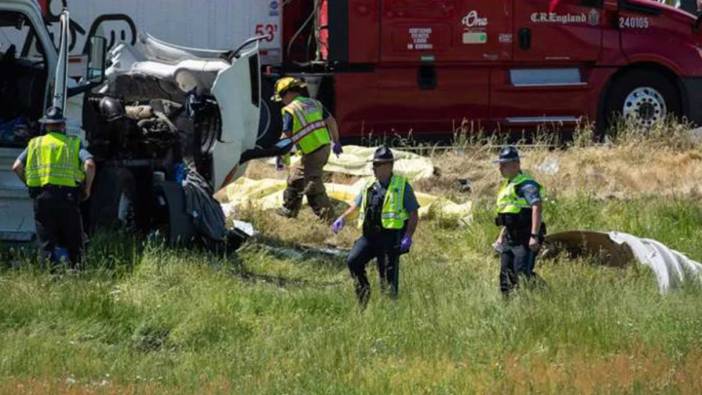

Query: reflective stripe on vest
left=25, top=132, right=84, bottom=188
left=358, top=175, right=409, bottom=230
left=282, top=97, right=331, bottom=154
left=495, top=172, right=543, bottom=214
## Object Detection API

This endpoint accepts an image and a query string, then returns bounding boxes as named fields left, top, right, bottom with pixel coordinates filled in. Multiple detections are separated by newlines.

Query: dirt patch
left=428, top=143, right=702, bottom=201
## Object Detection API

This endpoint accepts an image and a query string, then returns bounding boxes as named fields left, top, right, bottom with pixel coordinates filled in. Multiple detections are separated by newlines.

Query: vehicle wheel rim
left=622, top=87, right=667, bottom=127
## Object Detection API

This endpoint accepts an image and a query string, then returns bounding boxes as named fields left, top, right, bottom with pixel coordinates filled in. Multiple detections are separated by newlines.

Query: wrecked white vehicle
left=84, top=34, right=290, bottom=247
left=0, top=1, right=288, bottom=247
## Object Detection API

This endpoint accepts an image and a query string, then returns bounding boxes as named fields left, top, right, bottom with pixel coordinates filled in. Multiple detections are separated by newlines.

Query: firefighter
left=272, top=76, right=342, bottom=220
left=331, top=146, right=419, bottom=306
left=12, top=107, right=96, bottom=267
left=493, top=146, right=546, bottom=296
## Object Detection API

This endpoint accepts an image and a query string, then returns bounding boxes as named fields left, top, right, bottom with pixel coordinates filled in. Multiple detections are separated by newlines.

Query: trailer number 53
left=255, top=24, right=278, bottom=42
left=619, top=17, right=649, bottom=29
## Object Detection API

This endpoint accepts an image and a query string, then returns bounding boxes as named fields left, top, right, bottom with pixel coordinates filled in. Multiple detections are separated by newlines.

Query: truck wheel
left=256, top=77, right=282, bottom=148
left=604, top=70, right=681, bottom=130
left=88, top=167, right=136, bottom=231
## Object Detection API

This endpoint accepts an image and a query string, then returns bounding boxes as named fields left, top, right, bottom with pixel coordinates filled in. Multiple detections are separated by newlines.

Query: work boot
left=355, top=284, right=370, bottom=309
left=379, top=278, right=399, bottom=300
left=280, top=188, right=302, bottom=218
left=308, top=193, right=334, bottom=221
left=275, top=206, right=298, bottom=218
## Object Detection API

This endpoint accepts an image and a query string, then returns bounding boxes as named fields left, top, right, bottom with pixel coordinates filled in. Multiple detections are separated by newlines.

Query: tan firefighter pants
left=282, top=143, right=333, bottom=219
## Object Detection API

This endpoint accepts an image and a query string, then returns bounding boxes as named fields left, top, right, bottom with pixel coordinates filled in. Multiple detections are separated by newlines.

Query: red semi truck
left=279, top=0, right=702, bottom=138
left=34, top=0, right=702, bottom=139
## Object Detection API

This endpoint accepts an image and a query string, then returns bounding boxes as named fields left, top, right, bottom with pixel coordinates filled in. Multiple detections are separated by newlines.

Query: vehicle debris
left=537, top=157, right=560, bottom=175
left=82, top=33, right=289, bottom=249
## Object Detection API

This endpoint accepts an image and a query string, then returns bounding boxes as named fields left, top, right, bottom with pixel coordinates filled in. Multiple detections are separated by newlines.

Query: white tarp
left=545, top=230, right=702, bottom=294
left=608, top=232, right=702, bottom=294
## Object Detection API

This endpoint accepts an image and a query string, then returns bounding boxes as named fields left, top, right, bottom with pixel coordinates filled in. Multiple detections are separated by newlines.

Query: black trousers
left=347, top=231, right=402, bottom=305
left=499, top=244, right=536, bottom=295
left=33, top=187, right=84, bottom=267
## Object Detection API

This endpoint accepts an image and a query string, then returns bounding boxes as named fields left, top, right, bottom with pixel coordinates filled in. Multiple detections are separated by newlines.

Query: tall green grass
left=1, top=194, right=701, bottom=394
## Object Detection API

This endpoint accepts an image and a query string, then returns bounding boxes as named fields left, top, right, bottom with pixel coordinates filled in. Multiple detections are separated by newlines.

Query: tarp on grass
left=218, top=177, right=472, bottom=227
left=545, top=230, right=702, bottom=293
left=269, top=145, right=436, bottom=181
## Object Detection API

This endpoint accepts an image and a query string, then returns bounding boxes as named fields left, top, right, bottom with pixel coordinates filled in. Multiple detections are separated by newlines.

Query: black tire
left=88, top=167, right=136, bottom=231
left=256, top=77, right=283, bottom=149
left=603, top=69, right=681, bottom=133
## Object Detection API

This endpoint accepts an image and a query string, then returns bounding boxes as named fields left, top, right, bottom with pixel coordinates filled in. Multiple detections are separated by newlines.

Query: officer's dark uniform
left=16, top=108, right=92, bottom=266
left=494, top=147, right=546, bottom=295
left=346, top=148, right=419, bottom=305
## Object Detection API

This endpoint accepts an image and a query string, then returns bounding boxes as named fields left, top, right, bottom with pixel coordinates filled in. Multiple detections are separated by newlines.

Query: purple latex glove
left=332, top=142, right=343, bottom=157
left=400, top=235, right=412, bottom=252
left=331, top=217, right=345, bottom=234
left=275, top=156, right=284, bottom=171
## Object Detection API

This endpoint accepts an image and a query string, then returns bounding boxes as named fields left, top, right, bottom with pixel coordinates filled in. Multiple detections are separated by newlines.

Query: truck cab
left=282, top=0, right=702, bottom=138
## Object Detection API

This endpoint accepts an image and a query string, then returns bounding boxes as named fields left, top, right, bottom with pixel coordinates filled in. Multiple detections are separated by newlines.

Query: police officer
left=331, top=146, right=420, bottom=306
left=272, top=76, right=342, bottom=220
left=11, top=107, right=95, bottom=267
left=493, top=146, right=545, bottom=296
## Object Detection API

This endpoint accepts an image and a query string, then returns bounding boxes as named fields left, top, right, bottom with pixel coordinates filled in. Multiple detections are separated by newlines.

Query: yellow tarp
left=269, top=145, right=435, bottom=181
left=219, top=177, right=472, bottom=226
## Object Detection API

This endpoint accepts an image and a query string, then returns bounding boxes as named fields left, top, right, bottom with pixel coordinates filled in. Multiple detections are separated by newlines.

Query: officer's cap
left=372, top=146, right=394, bottom=164
left=494, top=145, right=520, bottom=163
left=39, top=106, right=66, bottom=124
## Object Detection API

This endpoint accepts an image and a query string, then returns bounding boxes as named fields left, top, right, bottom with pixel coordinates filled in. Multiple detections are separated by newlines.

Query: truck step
left=0, top=188, right=29, bottom=199
left=0, top=231, right=34, bottom=242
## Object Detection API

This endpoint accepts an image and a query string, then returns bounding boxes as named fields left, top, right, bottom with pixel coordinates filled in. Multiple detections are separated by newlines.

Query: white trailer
left=40, top=0, right=283, bottom=65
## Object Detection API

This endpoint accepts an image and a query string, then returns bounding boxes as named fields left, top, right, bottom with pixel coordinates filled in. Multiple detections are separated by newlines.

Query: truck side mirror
left=88, top=36, right=107, bottom=84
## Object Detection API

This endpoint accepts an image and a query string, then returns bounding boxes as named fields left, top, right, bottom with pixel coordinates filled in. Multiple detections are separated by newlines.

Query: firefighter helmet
left=271, top=77, right=306, bottom=102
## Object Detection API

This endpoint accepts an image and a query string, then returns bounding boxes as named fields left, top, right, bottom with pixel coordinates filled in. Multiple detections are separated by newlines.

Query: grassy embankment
left=1, top=125, right=702, bottom=394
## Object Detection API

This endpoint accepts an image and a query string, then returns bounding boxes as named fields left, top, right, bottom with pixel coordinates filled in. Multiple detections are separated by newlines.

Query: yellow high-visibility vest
left=282, top=96, right=331, bottom=154
left=25, top=132, right=84, bottom=188
left=358, top=175, right=409, bottom=230
left=495, top=172, right=543, bottom=215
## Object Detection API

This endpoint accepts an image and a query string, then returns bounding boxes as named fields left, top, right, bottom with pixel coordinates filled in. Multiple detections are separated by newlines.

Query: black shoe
left=276, top=207, right=298, bottom=218
left=356, top=287, right=370, bottom=310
